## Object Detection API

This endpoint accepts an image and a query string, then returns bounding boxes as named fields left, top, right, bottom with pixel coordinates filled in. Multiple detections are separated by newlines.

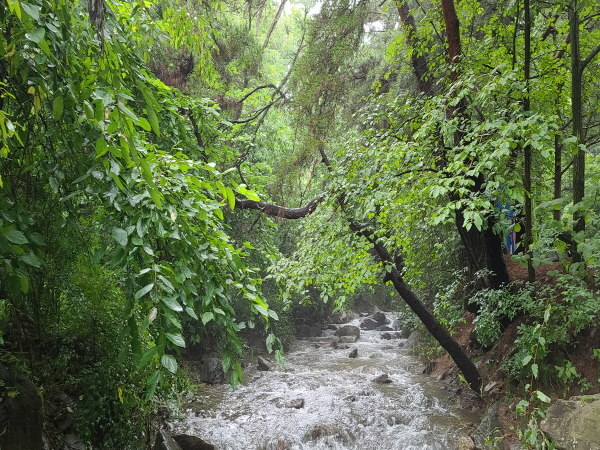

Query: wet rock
left=398, top=342, right=405, bottom=348
left=323, top=324, right=337, bottom=330
left=155, top=429, right=183, bottom=450
left=199, top=357, right=225, bottom=384
left=540, top=394, right=600, bottom=450
left=471, top=402, right=503, bottom=449
left=372, top=311, right=387, bottom=325
left=339, top=335, right=358, bottom=344
left=334, top=325, right=360, bottom=339
left=330, top=311, right=354, bottom=324
left=287, top=398, right=305, bottom=409
left=330, top=339, right=339, bottom=348
left=381, top=332, right=393, bottom=340
left=260, top=439, right=292, bottom=450
left=303, top=425, right=355, bottom=445
left=359, top=318, right=379, bottom=330
left=173, top=434, right=216, bottom=450
left=376, top=325, right=394, bottom=332
left=296, top=324, right=322, bottom=338
left=344, top=395, right=357, bottom=402
left=348, top=348, right=358, bottom=358
left=405, top=330, right=422, bottom=349
left=62, top=434, right=85, bottom=450
left=422, top=361, right=436, bottom=375
left=372, top=373, right=392, bottom=384
left=457, top=435, right=476, bottom=450
left=0, top=362, right=43, bottom=450
left=257, top=356, right=275, bottom=371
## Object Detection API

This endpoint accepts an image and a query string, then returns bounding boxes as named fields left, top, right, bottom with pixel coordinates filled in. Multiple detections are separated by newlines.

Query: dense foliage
left=1, top=0, right=600, bottom=447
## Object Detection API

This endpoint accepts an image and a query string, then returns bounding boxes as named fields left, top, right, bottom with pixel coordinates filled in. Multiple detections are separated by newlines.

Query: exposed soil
left=428, top=255, right=600, bottom=447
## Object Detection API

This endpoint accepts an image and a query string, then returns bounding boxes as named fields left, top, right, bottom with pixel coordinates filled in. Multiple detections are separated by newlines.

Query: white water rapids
left=171, top=317, right=478, bottom=449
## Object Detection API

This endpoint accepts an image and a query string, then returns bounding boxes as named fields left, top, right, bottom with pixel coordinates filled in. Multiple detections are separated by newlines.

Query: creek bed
left=171, top=318, right=479, bottom=449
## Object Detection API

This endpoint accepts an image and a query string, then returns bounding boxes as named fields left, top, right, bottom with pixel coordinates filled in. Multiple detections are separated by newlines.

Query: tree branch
left=235, top=196, right=322, bottom=219
left=581, top=44, right=600, bottom=74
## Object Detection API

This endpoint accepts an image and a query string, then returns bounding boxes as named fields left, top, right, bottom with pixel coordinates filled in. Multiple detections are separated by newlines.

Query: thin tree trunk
left=523, top=0, right=535, bottom=281
left=554, top=133, right=562, bottom=222
left=569, top=2, right=584, bottom=263
left=263, top=0, right=288, bottom=49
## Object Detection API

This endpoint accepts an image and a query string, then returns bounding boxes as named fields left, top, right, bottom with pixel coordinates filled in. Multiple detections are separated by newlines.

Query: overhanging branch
left=235, top=196, right=322, bottom=219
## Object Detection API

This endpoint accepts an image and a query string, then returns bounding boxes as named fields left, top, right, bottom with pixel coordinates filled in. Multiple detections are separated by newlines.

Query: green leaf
left=112, top=227, right=128, bottom=246
left=138, top=117, right=151, bottom=131
left=5, top=230, right=28, bottom=244
left=138, top=346, right=160, bottom=369
left=21, top=252, right=42, bottom=267
left=266, top=333, right=275, bottom=353
left=535, top=391, right=551, bottom=403
left=161, top=296, right=183, bottom=312
left=161, top=354, right=177, bottom=373
left=165, top=333, right=186, bottom=348
left=201, top=311, right=214, bottom=324
left=20, top=2, right=40, bottom=20
left=25, top=28, right=45, bottom=43
left=134, top=283, right=154, bottom=300
left=185, top=307, right=198, bottom=319
left=531, top=363, right=538, bottom=379
left=53, top=94, right=64, bottom=120
left=145, top=370, right=160, bottom=400
left=147, top=106, right=160, bottom=136
left=522, top=354, right=532, bottom=366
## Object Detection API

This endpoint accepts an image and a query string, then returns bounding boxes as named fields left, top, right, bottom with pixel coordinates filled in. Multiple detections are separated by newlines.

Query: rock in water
left=334, top=325, right=360, bottom=339
left=199, top=357, right=224, bottom=384
left=173, top=434, right=216, bottom=450
left=359, top=318, right=379, bottom=330
left=348, top=348, right=358, bottom=358
left=155, top=429, right=183, bottom=450
left=257, top=355, right=275, bottom=371
left=372, top=311, right=387, bottom=325
left=540, top=395, right=600, bottom=450
left=372, top=373, right=392, bottom=384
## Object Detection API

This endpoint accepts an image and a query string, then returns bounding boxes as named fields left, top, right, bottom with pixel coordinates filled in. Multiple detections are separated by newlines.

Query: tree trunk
left=523, top=0, right=535, bottom=282
left=440, top=0, right=509, bottom=289
left=569, top=2, right=584, bottom=263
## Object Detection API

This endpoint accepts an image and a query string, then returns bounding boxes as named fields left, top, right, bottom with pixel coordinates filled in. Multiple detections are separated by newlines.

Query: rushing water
left=171, top=317, right=478, bottom=449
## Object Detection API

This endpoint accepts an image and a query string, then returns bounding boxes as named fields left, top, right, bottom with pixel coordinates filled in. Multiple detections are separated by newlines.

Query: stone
left=348, top=348, right=358, bottom=358
left=372, top=311, right=387, bottom=325
left=457, top=435, right=476, bottom=450
left=339, top=335, right=357, bottom=344
left=296, top=324, right=322, bottom=338
left=330, top=311, right=354, bottom=324
left=359, top=318, right=379, bottom=330
left=0, top=362, right=43, bottom=450
left=334, top=325, right=360, bottom=339
left=155, top=429, right=184, bottom=450
left=173, top=434, right=216, bottom=450
left=62, top=434, right=85, bottom=450
left=381, top=332, right=392, bottom=340
left=287, top=398, right=305, bottom=409
left=376, top=325, right=394, bottom=332
left=471, top=402, right=503, bottom=450
left=540, top=395, right=600, bottom=450
left=257, top=356, right=275, bottom=371
left=372, top=373, right=392, bottom=384
left=330, top=339, right=339, bottom=348
left=199, top=357, right=224, bottom=384
left=303, top=425, right=355, bottom=445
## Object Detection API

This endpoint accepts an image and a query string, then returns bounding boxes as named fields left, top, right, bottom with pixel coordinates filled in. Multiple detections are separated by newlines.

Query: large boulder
left=173, top=434, right=216, bottom=450
left=359, top=318, right=379, bottom=330
left=372, top=311, right=388, bottom=325
left=0, top=363, right=42, bottom=450
left=540, top=395, right=600, bottom=450
left=296, top=324, right=322, bottom=338
left=198, top=357, right=224, bottom=384
left=334, top=325, right=360, bottom=339
left=329, top=311, right=354, bottom=324
left=155, top=429, right=183, bottom=450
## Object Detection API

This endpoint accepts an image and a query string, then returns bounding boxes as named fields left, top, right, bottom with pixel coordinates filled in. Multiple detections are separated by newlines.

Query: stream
left=171, top=316, right=479, bottom=449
